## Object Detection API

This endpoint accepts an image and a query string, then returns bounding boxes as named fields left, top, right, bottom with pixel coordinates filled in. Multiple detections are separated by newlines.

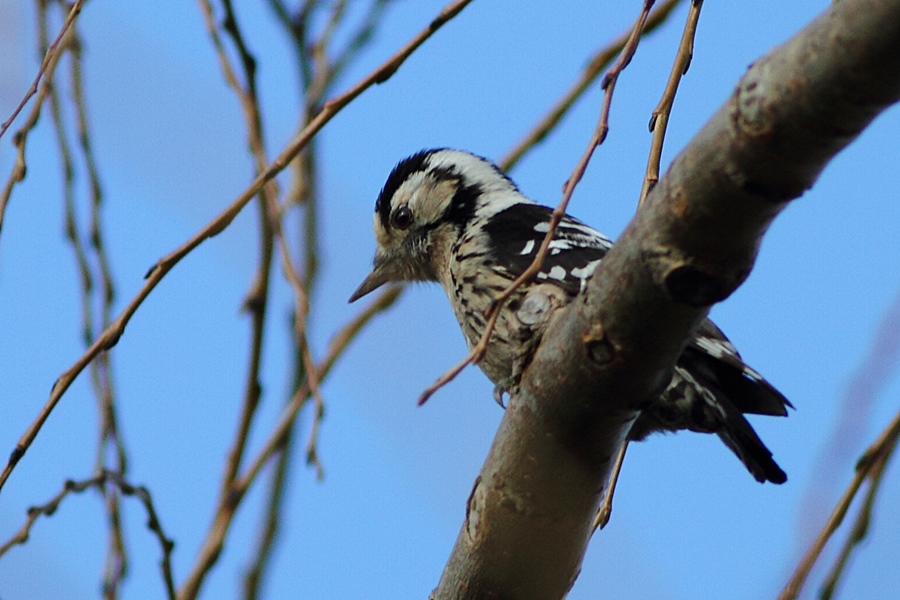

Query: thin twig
left=419, top=0, right=656, bottom=405
left=241, top=427, right=294, bottom=600
left=241, top=4, right=319, bottom=597
left=818, top=429, right=896, bottom=600
left=417, top=304, right=502, bottom=405
left=638, top=0, right=702, bottom=206
left=196, top=0, right=280, bottom=497
left=0, top=0, right=87, bottom=140
left=302, top=343, right=326, bottom=480
left=595, top=0, right=656, bottom=145
left=592, top=442, right=628, bottom=531
left=795, top=285, right=900, bottom=551
left=200, top=4, right=395, bottom=597
left=191, top=4, right=332, bottom=598
left=0, top=3, right=79, bottom=238
left=330, top=1, right=393, bottom=87
left=241, top=286, right=402, bottom=490
left=0, top=471, right=176, bottom=600
left=589, top=0, right=705, bottom=530
left=47, top=6, right=130, bottom=595
left=178, top=286, right=402, bottom=600
left=778, top=407, right=900, bottom=600
left=178, top=6, right=468, bottom=597
left=217, top=0, right=325, bottom=463
left=498, top=0, right=684, bottom=172
left=69, top=16, right=130, bottom=597
left=0, top=0, right=473, bottom=497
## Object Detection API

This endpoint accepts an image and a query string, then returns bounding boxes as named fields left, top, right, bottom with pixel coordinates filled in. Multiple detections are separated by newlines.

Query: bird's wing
left=481, top=203, right=612, bottom=296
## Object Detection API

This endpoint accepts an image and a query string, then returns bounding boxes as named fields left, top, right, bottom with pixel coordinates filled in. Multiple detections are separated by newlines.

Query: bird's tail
left=713, top=393, right=787, bottom=483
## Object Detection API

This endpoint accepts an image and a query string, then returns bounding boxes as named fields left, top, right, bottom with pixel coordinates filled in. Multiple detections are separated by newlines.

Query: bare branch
left=42, top=3, right=130, bottom=595
left=639, top=0, right=703, bottom=206
left=593, top=0, right=706, bottom=530
left=0, top=2, right=80, bottom=238
left=196, top=0, right=281, bottom=496
left=177, top=285, right=401, bottom=600
left=433, top=1, right=900, bottom=596
left=0, top=0, right=473, bottom=496
left=795, top=286, right=900, bottom=547
left=0, top=472, right=176, bottom=600
left=0, top=0, right=86, bottom=140
left=419, top=0, right=656, bottom=405
left=819, top=430, right=896, bottom=600
left=778, top=408, right=900, bottom=600
left=498, top=0, right=685, bottom=172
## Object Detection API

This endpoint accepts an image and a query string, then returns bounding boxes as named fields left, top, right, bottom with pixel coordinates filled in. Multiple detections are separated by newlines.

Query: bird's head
left=349, top=149, right=521, bottom=302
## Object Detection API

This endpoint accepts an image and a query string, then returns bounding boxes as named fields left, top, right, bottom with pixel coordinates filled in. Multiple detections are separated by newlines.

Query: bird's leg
left=593, top=441, right=629, bottom=531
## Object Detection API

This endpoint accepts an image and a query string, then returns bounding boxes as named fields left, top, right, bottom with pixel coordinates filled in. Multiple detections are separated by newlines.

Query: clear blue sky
left=1, top=1, right=899, bottom=599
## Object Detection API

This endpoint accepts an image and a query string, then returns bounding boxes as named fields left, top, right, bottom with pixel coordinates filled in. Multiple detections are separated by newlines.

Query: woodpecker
left=350, top=149, right=789, bottom=483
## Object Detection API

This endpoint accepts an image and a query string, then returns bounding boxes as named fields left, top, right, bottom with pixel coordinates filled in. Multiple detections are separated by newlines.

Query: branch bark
left=433, top=0, right=900, bottom=598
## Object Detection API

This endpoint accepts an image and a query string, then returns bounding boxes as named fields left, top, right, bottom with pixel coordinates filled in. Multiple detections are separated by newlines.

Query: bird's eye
left=391, top=206, right=413, bottom=230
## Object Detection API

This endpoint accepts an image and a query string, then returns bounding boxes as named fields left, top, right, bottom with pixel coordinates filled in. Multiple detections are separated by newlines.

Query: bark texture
left=433, top=1, right=900, bottom=598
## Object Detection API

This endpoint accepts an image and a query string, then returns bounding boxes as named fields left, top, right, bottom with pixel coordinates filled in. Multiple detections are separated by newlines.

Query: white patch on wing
left=694, top=336, right=727, bottom=359
left=694, top=334, right=765, bottom=381
left=520, top=240, right=535, bottom=255
left=534, top=222, right=550, bottom=233
left=547, top=265, right=567, bottom=281
left=741, top=365, right=765, bottom=382
left=560, top=221, right=612, bottom=242
left=673, top=366, right=719, bottom=409
left=570, top=259, right=602, bottom=291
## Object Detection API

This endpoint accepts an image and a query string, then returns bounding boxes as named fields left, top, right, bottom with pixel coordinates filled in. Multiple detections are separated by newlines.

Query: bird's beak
left=349, top=264, right=390, bottom=303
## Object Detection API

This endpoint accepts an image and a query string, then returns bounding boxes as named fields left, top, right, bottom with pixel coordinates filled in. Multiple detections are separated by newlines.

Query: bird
left=349, top=148, right=790, bottom=486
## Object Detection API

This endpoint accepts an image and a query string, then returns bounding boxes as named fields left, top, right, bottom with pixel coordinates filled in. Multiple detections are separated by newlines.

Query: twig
left=0, top=0, right=473, bottom=497
left=0, top=0, right=87, bottom=140
left=592, top=0, right=705, bottom=530
left=330, top=1, right=393, bottom=87
left=417, top=303, right=502, bottom=405
left=418, top=0, right=656, bottom=405
left=795, top=285, right=900, bottom=549
left=777, top=407, right=900, bottom=600
left=178, top=10, right=465, bottom=598
left=320, top=287, right=404, bottom=376
left=0, top=2, right=79, bottom=238
left=302, top=343, right=326, bottom=480
left=241, top=425, right=294, bottom=600
left=69, top=19, right=130, bottom=595
left=178, top=285, right=402, bottom=600
left=819, top=429, right=896, bottom=600
left=498, top=0, right=684, bottom=172
left=241, top=287, right=402, bottom=490
left=210, top=0, right=328, bottom=476
left=639, top=0, right=702, bottom=206
left=0, top=471, right=176, bottom=600
left=195, top=0, right=280, bottom=497
left=201, top=4, right=396, bottom=596
left=41, top=3, right=130, bottom=595
left=592, top=442, right=628, bottom=531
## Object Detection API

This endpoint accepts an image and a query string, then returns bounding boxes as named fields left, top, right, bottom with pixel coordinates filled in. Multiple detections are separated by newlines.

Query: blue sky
left=1, top=1, right=899, bottom=599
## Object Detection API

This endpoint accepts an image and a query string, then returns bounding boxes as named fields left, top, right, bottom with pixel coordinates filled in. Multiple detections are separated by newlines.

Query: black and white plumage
left=350, top=148, right=790, bottom=484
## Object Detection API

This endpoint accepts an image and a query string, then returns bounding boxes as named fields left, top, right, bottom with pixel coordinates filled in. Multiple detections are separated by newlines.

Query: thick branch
left=433, top=0, right=900, bottom=598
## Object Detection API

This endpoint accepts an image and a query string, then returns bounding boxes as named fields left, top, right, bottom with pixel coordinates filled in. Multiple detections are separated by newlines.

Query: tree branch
left=0, top=0, right=473, bottom=496
left=432, top=0, right=900, bottom=597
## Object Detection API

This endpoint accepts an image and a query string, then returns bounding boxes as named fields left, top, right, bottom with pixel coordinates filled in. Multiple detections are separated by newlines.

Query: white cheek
left=410, top=179, right=456, bottom=225
left=373, top=214, right=391, bottom=246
